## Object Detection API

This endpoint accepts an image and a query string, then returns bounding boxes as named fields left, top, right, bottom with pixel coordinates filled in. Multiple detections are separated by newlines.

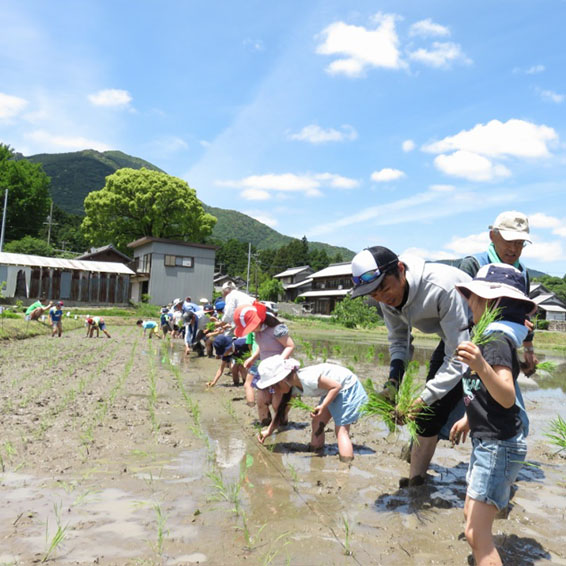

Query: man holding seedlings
left=350, top=245, right=472, bottom=486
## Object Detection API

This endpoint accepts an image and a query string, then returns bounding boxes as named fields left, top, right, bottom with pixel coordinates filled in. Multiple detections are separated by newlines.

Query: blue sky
left=1, top=1, right=566, bottom=275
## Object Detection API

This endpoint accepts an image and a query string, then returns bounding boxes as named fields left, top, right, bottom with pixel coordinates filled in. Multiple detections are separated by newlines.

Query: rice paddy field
left=0, top=320, right=565, bottom=565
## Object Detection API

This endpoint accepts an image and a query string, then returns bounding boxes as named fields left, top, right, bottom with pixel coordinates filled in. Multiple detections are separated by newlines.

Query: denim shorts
left=466, top=431, right=527, bottom=511
left=326, top=379, right=368, bottom=427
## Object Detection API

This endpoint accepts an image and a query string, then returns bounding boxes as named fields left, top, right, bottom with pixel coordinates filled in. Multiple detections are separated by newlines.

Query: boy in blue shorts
left=450, top=264, right=536, bottom=566
left=49, top=301, right=64, bottom=337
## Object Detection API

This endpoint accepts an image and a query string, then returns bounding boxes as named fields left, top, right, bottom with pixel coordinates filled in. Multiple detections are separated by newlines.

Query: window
left=139, top=254, right=151, bottom=273
left=164, top=255, right=194, bottom=268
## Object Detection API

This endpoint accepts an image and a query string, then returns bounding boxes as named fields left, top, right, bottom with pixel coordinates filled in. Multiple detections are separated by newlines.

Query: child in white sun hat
left=256, top=355, right=368, bottom=462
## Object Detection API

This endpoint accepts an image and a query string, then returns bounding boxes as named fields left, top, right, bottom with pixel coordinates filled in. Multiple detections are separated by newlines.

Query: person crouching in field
left=450, top=264, right=536, bottom=566
left=207, top=335, right=250, bottom=388
left=25, top=298, right=53, bottom=322
left=137, top=319, right=160, bottom=339
left=86, top=316, right=111, bottom=338
left=257, top=356, right=368, bottom=462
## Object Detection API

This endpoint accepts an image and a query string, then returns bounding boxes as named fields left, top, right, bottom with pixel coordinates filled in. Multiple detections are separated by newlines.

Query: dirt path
left=0, top=326, right=565, bottom=565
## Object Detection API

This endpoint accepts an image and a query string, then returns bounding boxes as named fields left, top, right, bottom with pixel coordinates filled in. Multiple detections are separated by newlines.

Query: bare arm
left=277, top=335, right=295, bottom=360
left=312, top=375, right=342, bottom=416
left=456, top=341, right=515, bottom=408
left=207, top=360, right=228, bottom=388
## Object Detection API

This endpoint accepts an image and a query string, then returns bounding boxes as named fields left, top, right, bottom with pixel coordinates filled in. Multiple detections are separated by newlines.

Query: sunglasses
left=351, top=260, right=397, bottom=287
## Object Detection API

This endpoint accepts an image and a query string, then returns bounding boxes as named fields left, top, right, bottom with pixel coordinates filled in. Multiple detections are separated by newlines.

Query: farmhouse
left=128, top=237, right=216, bottom=306
left=0, top=251, right=133, bottom=305
left=297, top=262, right=351, bottom=315
left=274, top=265, right=313, bottom=302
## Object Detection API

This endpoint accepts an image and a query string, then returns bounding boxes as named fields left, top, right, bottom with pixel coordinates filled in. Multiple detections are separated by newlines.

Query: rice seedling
left=365, top=345, right=375, bottom=363
left=286, top=463, right=299, bottom=483
left=470, top=304, right=503, bottom=347
left=377, top=352, right=385, bottom=365
left=361, top=364, right=429, bottom=441
left=261, top=532, right=291, bottom=566
left=238, top=509, right=266, bottom=550
left=289, top=397, right=316, bottom=413
left=535, top=360, right=557, bottom=374
left=153, top=503, right=168, bottom=555
left=332, top=344, right=342, bottom=357
left=42, top=502, right=69, bottom=563
left=342, top=515, right=352, bottom=556
left=545, top=415, right=566, bottom=453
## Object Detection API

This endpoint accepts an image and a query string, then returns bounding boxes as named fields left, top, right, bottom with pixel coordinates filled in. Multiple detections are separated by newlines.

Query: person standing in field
left=459, top=211, right=538, bottom=375
left=350, top=245, right=472, bottom=486
left=450, top=264, right=535, bottom=566
left=220, top=281, right=254, bottom=333
left=49, top=301, right=64, bottom=337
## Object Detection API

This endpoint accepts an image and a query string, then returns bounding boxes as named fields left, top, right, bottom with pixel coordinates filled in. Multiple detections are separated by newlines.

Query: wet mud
left=0, top=325, right=565, bottom=565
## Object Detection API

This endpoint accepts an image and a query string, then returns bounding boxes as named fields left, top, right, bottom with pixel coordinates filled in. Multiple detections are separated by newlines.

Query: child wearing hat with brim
left=256, top=355, right=368, bottom=462
left=450, top=264, right=536, bottom=566
left=233, top=302, right=295, bottom=424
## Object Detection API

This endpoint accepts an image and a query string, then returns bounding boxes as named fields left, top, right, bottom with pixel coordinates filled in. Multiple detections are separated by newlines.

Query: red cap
left=234, top=302, right=267, bottom=337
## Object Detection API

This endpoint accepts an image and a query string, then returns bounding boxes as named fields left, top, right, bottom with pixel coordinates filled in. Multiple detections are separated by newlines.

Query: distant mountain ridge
left=23, top=149, right=355, bottom=258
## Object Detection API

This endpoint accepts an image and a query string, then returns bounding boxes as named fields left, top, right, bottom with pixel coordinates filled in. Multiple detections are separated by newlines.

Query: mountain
left=23, top=150, right=355, bottom=259
left=21, top=150, right=163, bottom=215
left=203, top=204, right=354, bottom=257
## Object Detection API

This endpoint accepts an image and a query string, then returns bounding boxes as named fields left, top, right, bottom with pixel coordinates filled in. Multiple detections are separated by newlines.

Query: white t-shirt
left=222, top=290, right=254, bottom=324
left=293, top=363, right=357, bottom=397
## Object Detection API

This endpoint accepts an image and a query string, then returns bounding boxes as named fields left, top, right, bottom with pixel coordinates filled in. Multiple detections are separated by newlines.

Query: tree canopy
left=81, top=168, right=216, bottom=253
left=3, top=235, right=55, bottom=256
left=0, top=144, right=51, bottom=242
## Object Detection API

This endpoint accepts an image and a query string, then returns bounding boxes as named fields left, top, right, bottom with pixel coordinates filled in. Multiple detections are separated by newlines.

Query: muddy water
left=0, top=325, right=565, bottom=565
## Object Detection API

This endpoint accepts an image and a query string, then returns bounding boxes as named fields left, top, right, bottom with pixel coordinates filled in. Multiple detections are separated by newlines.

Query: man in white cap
left=220, top=281, right=254, bottom=333
left=350, top=245, right=472, bottom=486
left=459, top=210, right=537, bottom=376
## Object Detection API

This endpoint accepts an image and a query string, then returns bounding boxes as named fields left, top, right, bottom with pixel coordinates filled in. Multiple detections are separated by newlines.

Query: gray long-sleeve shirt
left=382, top=255, right=472, bottom=405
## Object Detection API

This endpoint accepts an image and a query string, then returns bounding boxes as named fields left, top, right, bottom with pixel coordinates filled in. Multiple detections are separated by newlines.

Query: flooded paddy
left=0, top=324, right=565, bottom=565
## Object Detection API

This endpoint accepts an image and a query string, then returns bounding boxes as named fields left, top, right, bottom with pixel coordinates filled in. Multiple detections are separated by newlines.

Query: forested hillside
left=21, top=150, right=163, bottom=214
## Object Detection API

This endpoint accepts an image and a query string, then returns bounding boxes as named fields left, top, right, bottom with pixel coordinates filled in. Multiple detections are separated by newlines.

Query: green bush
left=537, top=319, right=550, bottom=330
left=331, top=296, right=382, bottom=329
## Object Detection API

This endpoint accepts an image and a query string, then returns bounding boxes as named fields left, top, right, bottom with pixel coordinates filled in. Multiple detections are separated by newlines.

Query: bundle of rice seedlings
left=205, top=321, right=216, bottom=332
left=233, top=350, right=252, bottom=365
left=470, top=304, right=503, bottom=347
left=535, top=360, right=557, bottom=374
left=289, top=397, right=316, bottom=413
left=361, top=364, right=429, bottom=440
left=545, top=415, right=566, bottom=453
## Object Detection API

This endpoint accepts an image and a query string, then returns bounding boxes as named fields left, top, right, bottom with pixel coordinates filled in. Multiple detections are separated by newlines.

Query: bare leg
left=311, top=407, right=331, bottom=450
left=409, top=434, right=438, bottom=479
left=243, top=371, right=255, bottom=405
left=335, top=424, right=353, bottom=459
left=465, top=496, right=501, bottom=566
left=256, top=389, right=272, bottom=425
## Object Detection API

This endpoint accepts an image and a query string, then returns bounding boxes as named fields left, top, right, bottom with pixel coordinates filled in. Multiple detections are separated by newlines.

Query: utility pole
left=44, top=201, right=56, bottom=246
left=0, top=189, right=7, bottom=252
left=246, top=242, right=251, bottom=294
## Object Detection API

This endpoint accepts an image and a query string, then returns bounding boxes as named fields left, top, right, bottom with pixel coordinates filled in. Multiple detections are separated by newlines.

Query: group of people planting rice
left=203, top=209, right=538, bottom=566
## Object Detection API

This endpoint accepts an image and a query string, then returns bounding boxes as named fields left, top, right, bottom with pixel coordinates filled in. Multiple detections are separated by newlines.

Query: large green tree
left=0, top=144, right=51, bottom=242
left=81, top=168, right=216, bottom=253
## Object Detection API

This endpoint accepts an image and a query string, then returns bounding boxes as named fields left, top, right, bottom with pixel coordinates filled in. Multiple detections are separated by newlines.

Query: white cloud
left=217, top=171, right=358, bottom=200
left=0, top=92, right=28, bottom=119
left=371, top=168, right=406, bottom=182
left=316, top=13, right=404, bottom=77
left=25, top=129, right=112, bottom=152
left=289, top=124, right=357, bottom=144
left=522, top=240, right=564, bottom=262
left=444, top=231, right=490, bottom=256
left=409, top=41, right=471, bottom=68
left=423, top=119, right=558, bottom=159
left=434, top=151, right=511, bottom=181
left=243, top=38, right=265, bottom=52
left=241, top=189, right=270, bottom=201
left=245, top=211, right=278, bottom=227
left=513, top=64, right=545, bottom=75
left=528, top=212, right=561, bottom=229
left=402, top=139, right=415, bottom=152
left=403, top=247, right=458, bottom=260
left=88, top=89, right=132, bottom=108
left=429, top=184, right=455, bottom=192
left=314, top=173, right=359, bottom=188
left=409, top=19, right=450, bottom=38
left=538, top=89, right=565, bottom=104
